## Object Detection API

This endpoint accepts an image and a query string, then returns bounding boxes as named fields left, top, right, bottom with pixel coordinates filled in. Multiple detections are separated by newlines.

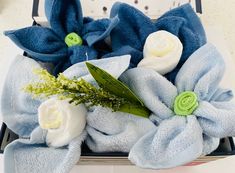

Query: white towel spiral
left=38, top=98, right=87, bottom=147
left=138, top=30, right=183, bottom=75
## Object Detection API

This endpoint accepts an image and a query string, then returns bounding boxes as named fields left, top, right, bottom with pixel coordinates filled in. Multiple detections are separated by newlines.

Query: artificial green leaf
left=86, top=62, right=144, bottom=105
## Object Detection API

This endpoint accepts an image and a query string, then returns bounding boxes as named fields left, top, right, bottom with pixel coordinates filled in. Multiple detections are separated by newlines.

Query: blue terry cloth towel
left=1, top=54, right=131, bottom=173
left=104, top=3, right=206, bottom=82
left=119, top=43, right=235, bottom=169
left=4, top=0, right=119, bottom=75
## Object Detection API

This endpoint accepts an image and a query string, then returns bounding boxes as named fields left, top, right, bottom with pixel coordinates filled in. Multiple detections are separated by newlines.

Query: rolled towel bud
left=38, top=98, right=87, bottom=147
left=138, top=30, right=183, bottom=75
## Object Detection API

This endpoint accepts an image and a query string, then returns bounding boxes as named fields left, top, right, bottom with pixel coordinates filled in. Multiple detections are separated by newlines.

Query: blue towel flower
left=104, top=3, right=206, bottom=82
left=1, top=54, right=131, bottom=173
left=4, top=0, right=119, bottom=75
left=120, top=43, right=235, bottom=169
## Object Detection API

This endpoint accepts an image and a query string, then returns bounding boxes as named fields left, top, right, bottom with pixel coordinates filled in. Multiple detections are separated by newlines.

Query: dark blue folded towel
left=105, top=3, right=207, bottom=82
left=4, top=0, right=119, bottom=75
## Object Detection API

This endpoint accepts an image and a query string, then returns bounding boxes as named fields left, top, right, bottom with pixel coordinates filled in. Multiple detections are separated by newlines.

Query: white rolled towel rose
left=38, top=98, right=87, bottom=147
left=138, top=30, right=183, bottom=75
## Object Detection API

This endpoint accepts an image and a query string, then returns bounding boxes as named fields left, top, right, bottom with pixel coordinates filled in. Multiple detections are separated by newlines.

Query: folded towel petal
left=1, top=55, right=48, bottom=137
left=138, top=30, right=183, bottom=75
left=120, top=68, right=177, bottom=119
left=4, top=27, right=67, bottom=63
left=45, top=0, right=83, bottom=38
left=202, top=134, right=220, bottom=155
left=194, top=101, right=235, bottom=138
left=210, top=88, right=233, bottom=102
left=129, top=116, right=203, bottom=169
left=63, top=54, right=131, bottom=84
left=53, top=45, right=98, bottom=74
left=68, top=45, right=98, bottom=65
left=109, top=3, right=206, bottom=81
left=4, top=127, right=87, bottom=173
left=110, top=2, right=156, bottom=51
left=176, top=43, right=225, bottom=101
left=86, top=106, right=155, bottom=152
left=82, top=16, right=119, bottom=46
left=103, top=46, right=143, bottom=68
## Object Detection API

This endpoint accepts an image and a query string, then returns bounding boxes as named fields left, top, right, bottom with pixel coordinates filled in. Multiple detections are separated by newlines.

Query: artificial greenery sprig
left=24, top=69, right=129, bottom=112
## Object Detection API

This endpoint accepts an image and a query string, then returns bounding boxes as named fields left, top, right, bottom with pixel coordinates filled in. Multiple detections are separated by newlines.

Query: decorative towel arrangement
left=2, top=0, right=235, bottom=173
left=4, top=0, right=119, bottom=74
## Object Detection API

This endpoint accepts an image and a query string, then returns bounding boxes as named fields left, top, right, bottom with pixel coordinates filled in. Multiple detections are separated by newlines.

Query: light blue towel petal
left=86, top=106, right=155, bottom=152
left=129, top=116, right=203, bottom=169
left=202, top=134, right=220, bottom=155
left=120, top=68, right=177, bottom=120
left=195, top=101, right=235, bottom=138
left=1, top=55, right=44, bottom=137
left=175, top=43, right=225, bottom=101
left=63, top=55, right=131, bottom=85
left=4, top=127, right=87, bottom=173
left=210, top=88, right=233, bottom=102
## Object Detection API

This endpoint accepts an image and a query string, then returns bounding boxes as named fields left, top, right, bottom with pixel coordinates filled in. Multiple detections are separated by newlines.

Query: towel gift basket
left=1, top=0, right=235, bottom=172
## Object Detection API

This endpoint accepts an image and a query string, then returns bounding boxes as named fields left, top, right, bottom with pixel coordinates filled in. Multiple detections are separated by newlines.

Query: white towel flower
left=38, top=98, right=87, bottom=147
left=138, top=30, right=183, bottom=75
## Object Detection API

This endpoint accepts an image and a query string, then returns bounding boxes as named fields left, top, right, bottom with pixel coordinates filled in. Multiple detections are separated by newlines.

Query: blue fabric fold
left=1, top=54, right=131, bottom=173
left=1, top=55, right=43, bottom=137
left=4, top=127, right=87, bottom=173
left=4, top=27, right=67, bottom=63
left=5, top=0, right=119, bottom=74
left=107, top=3, right=206, bottom=82
left=86, top=107, right=155, bottom=153
left=118, top=43, right=235, bottom=169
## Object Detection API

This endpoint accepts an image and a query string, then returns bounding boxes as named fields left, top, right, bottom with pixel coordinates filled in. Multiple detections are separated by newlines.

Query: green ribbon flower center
left=174, top=91, right=198, bottom=116
left=65, top=32, right=83, bottom=47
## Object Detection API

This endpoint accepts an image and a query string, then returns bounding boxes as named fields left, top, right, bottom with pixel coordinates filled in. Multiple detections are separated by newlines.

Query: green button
left=65, top=32, right=83, bottom=47
left=174, top=91, right=198, bottom=116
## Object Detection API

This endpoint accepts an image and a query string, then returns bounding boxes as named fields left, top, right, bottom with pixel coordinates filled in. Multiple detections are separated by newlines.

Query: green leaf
left=118, top=103, right=150, bottom=118
left=86, top=62, right=144, bottom=105
left=86, top=62, right=150, bottom=118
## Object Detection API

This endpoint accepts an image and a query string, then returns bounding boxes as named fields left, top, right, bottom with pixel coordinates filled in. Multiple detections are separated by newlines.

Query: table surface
left=1, top=0, right=235, bottom=172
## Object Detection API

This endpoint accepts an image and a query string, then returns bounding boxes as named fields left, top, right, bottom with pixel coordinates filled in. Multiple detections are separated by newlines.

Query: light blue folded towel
left=1, top=54, right=131, bottom=173
left=86, top=106, right=155, bottom=152
left=119, top=43, right=235, bottom=169
left=4, top=127, right=87, bottom=173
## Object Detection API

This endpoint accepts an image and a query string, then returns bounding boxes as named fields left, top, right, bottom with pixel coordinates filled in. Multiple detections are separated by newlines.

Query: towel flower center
left=174, top=91, right=198, bottom=116
left=39, top=104, right=63, bottom=129
left=144, top=31, right=176, bottom=57
left=138, top=30, right=183, bottom=75
left=65, top=32, right=83, bottom=47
